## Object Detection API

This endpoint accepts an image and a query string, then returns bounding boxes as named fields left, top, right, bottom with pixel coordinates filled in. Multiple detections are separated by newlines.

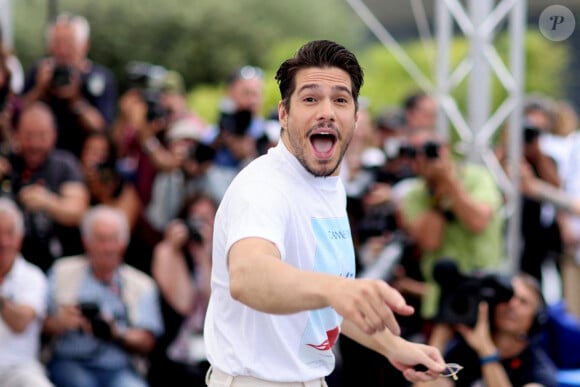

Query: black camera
left=187, top=142, right=216, bottom=164
left=398, top=141, right=440, bottom=159
left=52, top=65, right=73, bottom=88
left=94, top=161, right=119, bottom=186
left=0, top=84, right=9, bottom=112
left=79, top=302, right=113, bottom=341
left=524, top=123, right=541, bottom=144
left=433, top=260, right=513, bottom=328
left=185, top=217, right=204, bottom=244
left=126, top=61, right=166, bottom=90
left=423, top=141, right=440, bottom=159
left=218, top=109, right=253, bottom=136
left=126, top=62, right=168, bottom=122
left=141, top=89, right=168, bottom=122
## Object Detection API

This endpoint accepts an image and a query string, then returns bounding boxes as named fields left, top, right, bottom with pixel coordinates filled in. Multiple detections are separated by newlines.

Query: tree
left=13, top=0, right=365, bottom=89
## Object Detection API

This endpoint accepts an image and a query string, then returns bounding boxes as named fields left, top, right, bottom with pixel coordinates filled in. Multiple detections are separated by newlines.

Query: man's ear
left=278, top=101, right=287, bottom=129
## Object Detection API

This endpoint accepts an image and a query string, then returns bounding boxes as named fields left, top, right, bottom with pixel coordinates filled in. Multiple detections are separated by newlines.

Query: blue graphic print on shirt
left=299, top=216, right=356, bottom=368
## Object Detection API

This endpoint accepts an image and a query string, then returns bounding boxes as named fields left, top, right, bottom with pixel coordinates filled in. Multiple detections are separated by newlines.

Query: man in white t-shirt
left=0, top=198, right=53, bottom=387
left=204, top=40, right=446, bottom=386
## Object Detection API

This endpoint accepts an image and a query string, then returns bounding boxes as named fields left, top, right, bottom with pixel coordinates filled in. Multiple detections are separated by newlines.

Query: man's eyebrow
left=297, top=84, right=352, bottom=94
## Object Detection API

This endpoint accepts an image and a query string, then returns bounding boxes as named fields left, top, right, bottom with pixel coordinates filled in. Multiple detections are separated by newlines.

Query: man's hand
left=455, top=302, right=497, bottom=356
left=51, top=68, right=83, bottom=103
left=386, top=335, right=447, bottom=383
left=18, top=184, right=52, bottom=212
left=34, top=60, right=54, bottom=94
left=328, top=278, right=414, bottom=335
left=58, top=305, right=88, bottom=333
left=163, top=220, right=189, bottom=251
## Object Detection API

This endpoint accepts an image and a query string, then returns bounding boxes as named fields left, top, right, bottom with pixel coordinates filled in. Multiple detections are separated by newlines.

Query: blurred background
left=1, top=0, right=578, bottom=122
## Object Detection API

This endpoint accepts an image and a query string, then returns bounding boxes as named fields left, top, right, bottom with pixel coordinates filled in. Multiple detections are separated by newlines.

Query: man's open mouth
left=309, top=131, right=338, bottom=159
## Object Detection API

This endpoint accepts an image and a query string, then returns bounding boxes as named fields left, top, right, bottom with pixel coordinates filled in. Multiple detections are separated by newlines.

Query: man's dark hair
left=275, top=40, right=364, bottom=112
left=403, top=91, right=429, bottom=112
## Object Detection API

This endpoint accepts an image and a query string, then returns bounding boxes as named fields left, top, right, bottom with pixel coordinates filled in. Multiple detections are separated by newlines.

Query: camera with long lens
left=126, top=61, right=168, bottom=122
left=433, top=259, right=513, bottom=328
left=51, top=65, right=73, bottom=88
left=79, top=302, right=113, bottom=341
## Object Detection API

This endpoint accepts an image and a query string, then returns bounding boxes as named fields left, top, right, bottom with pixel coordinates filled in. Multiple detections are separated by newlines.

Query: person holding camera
left=399, top=128, right=504, bottom=350
left=145, top=118, right=215, bottom=233
left=0, top=102, right=89, bottom=272
left=21, top=13, right=117, bottom=158
left=418, top=272, right=557, bottom=387
left=148, top=193, right=216, bottom=387
left=0, top=198, right=54, bottom=387
left=203, top=65, right=269, bottom=203
left=79, top=131, right=142, bottom=231
left=43, top=205, right=163, bottom=387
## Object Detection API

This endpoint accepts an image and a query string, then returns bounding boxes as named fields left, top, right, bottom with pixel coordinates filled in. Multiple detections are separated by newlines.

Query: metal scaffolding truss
left=346, top=0, right=527, bottom=271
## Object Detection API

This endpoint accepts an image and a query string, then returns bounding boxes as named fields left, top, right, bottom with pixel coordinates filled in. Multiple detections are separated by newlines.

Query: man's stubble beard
left=282, top=126, right=353, bottom=178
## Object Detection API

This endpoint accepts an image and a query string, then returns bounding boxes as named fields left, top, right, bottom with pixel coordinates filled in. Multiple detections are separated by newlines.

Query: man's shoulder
left=48, top=149, right=82, bottom=166
left=46, top=150, right=84, bottom=179
left=87, top=61, right=115, bottom=78
left=119, top=263, right=158, bottom=292
left=51, top=255, right=89, bottom=272
left=12, top=256, right=47, bottom=283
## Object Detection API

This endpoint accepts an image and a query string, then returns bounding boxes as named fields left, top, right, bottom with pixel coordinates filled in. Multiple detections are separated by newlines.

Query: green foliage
left=11, top=1, right=571, bottom=126
left=355, top=31, right=569, bottom=115
left=13, top=0, right=365, bottom=91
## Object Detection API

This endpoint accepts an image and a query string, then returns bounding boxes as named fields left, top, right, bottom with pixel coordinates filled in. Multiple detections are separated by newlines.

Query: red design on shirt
left=306, top=326, right=340, bottom=351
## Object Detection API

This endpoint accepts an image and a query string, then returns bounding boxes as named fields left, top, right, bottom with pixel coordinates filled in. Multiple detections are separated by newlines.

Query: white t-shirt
left=204, top=141, right=356, bottom=382
left=0, top=256, right=48, bottom=366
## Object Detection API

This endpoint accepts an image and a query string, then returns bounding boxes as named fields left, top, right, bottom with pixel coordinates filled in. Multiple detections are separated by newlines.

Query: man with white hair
left=43, top=205, right=163, bottom=387
left=22, top=12, right=117, bottom=157
left=0, top=197, right=53, bottom=387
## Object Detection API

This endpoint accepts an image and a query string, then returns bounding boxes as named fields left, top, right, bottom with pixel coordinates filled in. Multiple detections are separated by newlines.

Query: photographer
left=203, top=65, right=269, bottom=202
left=79, top=131, right=141, bottom=230
left=1, top=102, right=89, bottom=272
left=149, top=194, right=216, bottom=387
left=21, top=13, right=117, bottom=158
left=399, top=128, right=504, bottom=349
left=43, top=206, right=163, bottom=387
left=420, top=272, right=557, bottom=387
left=111, top=62, right=180, bottom=206
left=145, top=118, right=215, bottom=233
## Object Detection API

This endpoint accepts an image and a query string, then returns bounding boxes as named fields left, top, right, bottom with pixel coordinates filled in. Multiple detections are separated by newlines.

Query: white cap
left=166, top=117, right=204, bottom=143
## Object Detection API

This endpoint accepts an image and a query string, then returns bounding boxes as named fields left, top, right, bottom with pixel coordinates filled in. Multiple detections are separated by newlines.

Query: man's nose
left=317, top=98, right=336, bottom=121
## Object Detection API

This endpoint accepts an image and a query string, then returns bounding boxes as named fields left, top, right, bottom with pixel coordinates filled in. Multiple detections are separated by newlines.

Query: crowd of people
left=0, top=11, right=579, bottom=387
